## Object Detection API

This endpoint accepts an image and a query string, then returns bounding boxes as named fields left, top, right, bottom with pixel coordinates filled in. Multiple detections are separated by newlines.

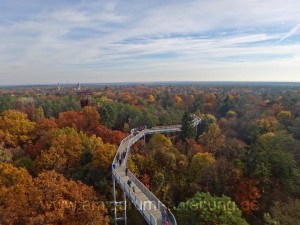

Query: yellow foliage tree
left=33, top=128, right=84, bottom=174
left=32, top=106, right=45, bottom=121
left=90, top=141, right=117, bottom=171
left=189, top=152, right=215, bottom=183
left=199, top=123, right=225, bottom=154
left=257, top=116, right=280, bottom=133
left=277, top=110, right=292, bottom=127
left=147, top=94, right=155, bottom=104
left=148, top=133, right=173, bottom=150
left=174, top=95, right=183, bottom=105
left=0, top=110, right=36, bottom=147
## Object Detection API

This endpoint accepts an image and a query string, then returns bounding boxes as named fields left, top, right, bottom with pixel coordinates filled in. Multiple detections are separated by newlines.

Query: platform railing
left=112, top=169, right=157, bottom=225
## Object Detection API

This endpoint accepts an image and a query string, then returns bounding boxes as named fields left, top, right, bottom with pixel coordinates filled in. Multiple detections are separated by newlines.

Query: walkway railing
left=112, top=169, right=157, bottom=225
left=126, top=170, right=177, bottom=225
left=112, top=114, right=201, bottom=225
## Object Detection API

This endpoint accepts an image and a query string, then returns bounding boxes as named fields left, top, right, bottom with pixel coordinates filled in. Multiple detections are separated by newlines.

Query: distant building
left=77, top=82, right=81, bottom=91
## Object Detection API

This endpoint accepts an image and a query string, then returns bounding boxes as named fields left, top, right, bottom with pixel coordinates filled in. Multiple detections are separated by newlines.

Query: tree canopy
left=176, top=192, right=249, bottom=225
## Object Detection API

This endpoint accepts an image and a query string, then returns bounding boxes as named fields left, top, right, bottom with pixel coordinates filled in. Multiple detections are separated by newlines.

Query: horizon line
left=1, top=80, right=300, bottom=87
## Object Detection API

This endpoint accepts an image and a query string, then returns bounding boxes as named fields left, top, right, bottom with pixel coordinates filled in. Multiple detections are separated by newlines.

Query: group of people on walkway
left=115, top=148, right=127, bottom=166
left=132, top=125, right=148, bottom=136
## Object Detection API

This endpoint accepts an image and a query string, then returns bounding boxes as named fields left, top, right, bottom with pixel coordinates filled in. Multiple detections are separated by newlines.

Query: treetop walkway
left=112, top=115, right=201, bottom=225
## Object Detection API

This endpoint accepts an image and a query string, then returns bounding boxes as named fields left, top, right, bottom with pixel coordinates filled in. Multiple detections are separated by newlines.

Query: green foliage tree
left=197, top=113, right=216, bottom=136
left=100, top=104, right=117, bottom=129
left=146, top=133, right=188, bottom=205
left=176, top=192, right=249, bottom=225
left=217, top=94, right=237, bottom=117
left=158, top=108, right=183, bottom=126
left=288, top=117, right=300, bottom=140
left=244, top=131, right=300, bottom=194
left=160, top=90, right=174, bottom=109
left=264, top=213, right=279, bottom=225
left=192, top=94, right=204, bottom=112
left=180, top=111, right=195, bottom=141
left=0, top=95, right=14, bottom=112
left=267, top=198, right=300, bottom=225
left=200, top=158, right=240, bottom=198
left=35, top=95, right=80, bottom=118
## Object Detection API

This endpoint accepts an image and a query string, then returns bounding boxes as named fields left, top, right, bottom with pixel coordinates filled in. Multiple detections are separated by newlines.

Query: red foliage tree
left=94, top=125, right=127, bottom=145
left=235, top=178, right=261, bottom=214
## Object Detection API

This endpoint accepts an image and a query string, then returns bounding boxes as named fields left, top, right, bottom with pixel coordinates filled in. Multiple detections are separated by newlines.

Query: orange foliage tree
left=82, top=106, right=100, bottom=131
left=0, top=163, right=109, bottom=224
left=56, top=110, right=87, bottom=130
left=34, top=117, right=58, bottom=136
left=56, top=106, right=100, bottom=133
left=94, top=125, right=127, bottom=145
left=203, top=93, right=217, bottom=113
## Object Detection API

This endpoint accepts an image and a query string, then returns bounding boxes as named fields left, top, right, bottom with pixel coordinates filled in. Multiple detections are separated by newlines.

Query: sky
left=1, top=0, right=300, bottom=85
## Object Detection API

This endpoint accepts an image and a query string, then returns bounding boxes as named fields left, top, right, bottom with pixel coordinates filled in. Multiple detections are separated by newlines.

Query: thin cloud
left=279, top=23, right=300, bottom=41
left=223, top=34, right=280, bottom=44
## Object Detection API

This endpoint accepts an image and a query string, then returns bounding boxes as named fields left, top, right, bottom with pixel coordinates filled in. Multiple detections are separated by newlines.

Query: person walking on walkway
left=125, top=167, right=128, bottom=176
left=161, top=208, right=167, bottom=224
left=127, top=178, right=132, bottom=187
left=165, top=208, right=171, bottom=225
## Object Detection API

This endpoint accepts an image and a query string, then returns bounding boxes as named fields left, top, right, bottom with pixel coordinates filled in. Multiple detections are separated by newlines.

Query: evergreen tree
left=180, top=111, right=195, bottom=141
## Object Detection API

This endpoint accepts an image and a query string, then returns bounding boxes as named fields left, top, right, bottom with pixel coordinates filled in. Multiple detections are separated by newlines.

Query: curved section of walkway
left=112, top=115, right=201, bottom=225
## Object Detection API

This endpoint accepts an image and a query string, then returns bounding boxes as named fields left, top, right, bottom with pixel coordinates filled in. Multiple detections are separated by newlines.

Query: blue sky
left=1, top=0, right=300, bottom=84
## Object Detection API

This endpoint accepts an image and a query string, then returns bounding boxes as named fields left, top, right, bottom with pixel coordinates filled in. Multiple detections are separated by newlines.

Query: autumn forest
left=0, top=83, right=300, bottom=225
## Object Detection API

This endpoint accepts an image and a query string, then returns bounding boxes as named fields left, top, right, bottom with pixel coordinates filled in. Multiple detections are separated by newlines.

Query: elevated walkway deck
left=112, top=115, right=201, bottom=225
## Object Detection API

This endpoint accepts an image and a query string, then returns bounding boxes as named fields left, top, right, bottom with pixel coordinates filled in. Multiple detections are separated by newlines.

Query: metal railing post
left=112, top=176, right=117, bottom=224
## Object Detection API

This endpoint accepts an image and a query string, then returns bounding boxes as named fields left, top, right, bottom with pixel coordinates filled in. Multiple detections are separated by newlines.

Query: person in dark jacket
left=161, top=208, right=167, bottom=224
